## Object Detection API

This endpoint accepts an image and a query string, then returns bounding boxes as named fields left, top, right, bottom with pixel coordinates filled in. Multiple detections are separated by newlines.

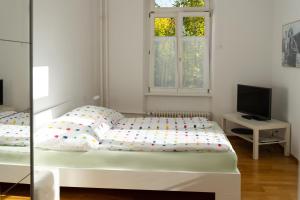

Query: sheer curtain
left=154, top=37, right=177, bottom=88
left=182, top=37, right=205, bottom=88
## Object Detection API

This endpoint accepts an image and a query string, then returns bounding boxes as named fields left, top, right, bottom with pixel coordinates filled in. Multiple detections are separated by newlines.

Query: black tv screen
left=0, top=80, right=3, bottom=105
left=237, top=84, right=272, bottom=120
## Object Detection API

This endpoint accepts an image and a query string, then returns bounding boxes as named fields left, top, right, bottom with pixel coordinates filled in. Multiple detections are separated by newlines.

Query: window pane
left=183, top=16, right=205, bottom=37
left=182, top=37, right=205, bottom=88
left=155, top=0, right=205, bottom=8
left=154, top=37, right=177, bottom=87
left=155, top=17, right=176, bottom=37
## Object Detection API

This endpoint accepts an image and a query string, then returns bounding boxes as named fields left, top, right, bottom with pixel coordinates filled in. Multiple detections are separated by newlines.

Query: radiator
left=147, top=111, right=211, bottom=120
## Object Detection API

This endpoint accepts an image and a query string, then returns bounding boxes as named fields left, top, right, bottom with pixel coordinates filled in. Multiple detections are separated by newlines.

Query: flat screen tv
left=237, top=84, right=272, bottom=121
left=0, top=80, right=3, bottom=105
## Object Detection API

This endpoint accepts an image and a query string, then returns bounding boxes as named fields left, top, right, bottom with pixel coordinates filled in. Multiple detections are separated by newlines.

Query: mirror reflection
left=0, top=0, right=31, bottom=199
left=32, top=0, right=299, bottom=200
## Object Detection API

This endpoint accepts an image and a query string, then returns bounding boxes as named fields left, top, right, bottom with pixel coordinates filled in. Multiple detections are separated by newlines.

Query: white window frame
left=148, top=3, right=211, bottom=96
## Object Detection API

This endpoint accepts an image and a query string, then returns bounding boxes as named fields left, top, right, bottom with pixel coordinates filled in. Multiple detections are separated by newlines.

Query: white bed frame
left=0, top=103, right=241, bottom=200
left=0, top=164, right=240, bottom=200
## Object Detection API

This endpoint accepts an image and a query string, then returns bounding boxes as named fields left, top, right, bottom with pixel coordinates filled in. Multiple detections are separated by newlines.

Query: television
left=237, top=84, right=272, bottom=121
left=0, top=80, right=3, bottom=105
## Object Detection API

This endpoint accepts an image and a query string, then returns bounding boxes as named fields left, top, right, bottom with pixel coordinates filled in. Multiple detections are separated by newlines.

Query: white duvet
left=97, top=118, right=231, bottom=152
left=0, top=111, right=17, bottom=119
left=33, top=106, right=231, bottom=152
left=0, top=112, right=30, bottom=126
left=0, top=111, right=31, bottom=147
left=0, top=124, right=30, bottom=146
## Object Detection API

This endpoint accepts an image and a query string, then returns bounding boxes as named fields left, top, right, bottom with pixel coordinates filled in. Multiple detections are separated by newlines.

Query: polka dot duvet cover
left=97, top=117, right=232, bottom=152
left=0, top=111, right=30, bottom=147
left=33, top=106, right=231, bottom=153
left=0, top=124, right=30, bottom=147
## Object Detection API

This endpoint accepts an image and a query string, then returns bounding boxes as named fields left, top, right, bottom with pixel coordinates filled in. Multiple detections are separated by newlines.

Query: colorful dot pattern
left=98, top=117, right=231, bottom=152
left=35, top=119, right=100, bottom=151
left=0, top=111, right=17, bottom=119
left=35, top=105, right=124, bottom=152
left=0, top=112, right=30, bottom=126
left=0, top=124, right=30, bottom=147
left=34, top=106, right=231, bottom=153
left=67, top=105, right=124, bottom=127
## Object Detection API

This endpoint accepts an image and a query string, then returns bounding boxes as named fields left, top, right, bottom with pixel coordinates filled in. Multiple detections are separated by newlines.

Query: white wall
left=211, top=0, right=273, bottom=122
left=271, top=0, right=300, bottom=159
left=33, top=0, right=101, bottom=115
left=106, top=0, right=273, bottom=120
left=0, top=42, right=30, bottom=111
left=0, top=0, right=30, bottom=43
left=106, top=0, right=145, bottom=114
left=0, top=0, right=30, bottom=111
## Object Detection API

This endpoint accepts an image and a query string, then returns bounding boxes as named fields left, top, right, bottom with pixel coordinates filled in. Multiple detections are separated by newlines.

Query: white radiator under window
left=147, top=111, right=211, bottom=120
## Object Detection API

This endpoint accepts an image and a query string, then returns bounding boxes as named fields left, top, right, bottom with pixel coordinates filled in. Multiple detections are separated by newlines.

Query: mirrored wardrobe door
left=0, top=0, right=31, bottom=199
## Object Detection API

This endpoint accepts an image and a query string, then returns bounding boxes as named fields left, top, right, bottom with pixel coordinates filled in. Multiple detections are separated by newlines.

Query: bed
left=0, top=111, right=31, bottom=184
left=0, top=106, right=241, bottom=200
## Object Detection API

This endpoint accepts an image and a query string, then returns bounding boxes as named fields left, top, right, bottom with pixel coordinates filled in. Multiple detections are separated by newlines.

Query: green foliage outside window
left=155, top=0, right=205, bottom=8
left=154, top=17, right=205, bottom=37
left=155, top=18, right=176, bottom=37
left=183, top=16, right=205, bottom=37
left=154, top=0, right=205, bottom=37
left=173, top=0, right=205, bottom=7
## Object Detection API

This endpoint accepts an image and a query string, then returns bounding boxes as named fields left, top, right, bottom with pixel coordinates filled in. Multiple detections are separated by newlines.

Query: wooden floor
left=231, top=137, right=298, bottom=200
left=1, top=137, right=298, bottom=200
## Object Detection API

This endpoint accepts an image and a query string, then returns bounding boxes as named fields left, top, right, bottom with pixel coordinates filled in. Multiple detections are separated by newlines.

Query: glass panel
left=154, top=17, right=177, bottom=88
left=182, top=16, right=206, bottom=89
left=182, top=37, right=205, bottom=88
left=183, top=16, right=205, bottom=37
left=155, top=0, right=205, bottom=8
left=154, top=37, right=177, bottom=87
left=154, top=17, right=176, bottom=37
left=0, top=0, right=31, bottom=198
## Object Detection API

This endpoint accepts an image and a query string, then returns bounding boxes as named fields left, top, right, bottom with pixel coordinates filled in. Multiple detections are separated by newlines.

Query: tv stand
left=241, top=115, right=268, bottom=121
left=222, top=113, right=291, bottom=160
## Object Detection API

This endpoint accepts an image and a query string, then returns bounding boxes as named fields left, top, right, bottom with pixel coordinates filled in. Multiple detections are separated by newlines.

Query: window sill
left=145, top=92, right=212, bottom=97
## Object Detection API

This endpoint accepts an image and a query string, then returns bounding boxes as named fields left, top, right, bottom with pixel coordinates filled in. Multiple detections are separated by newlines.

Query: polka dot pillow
left=58, top=113, right=112, bottom=140
left=68, top=105, right=124, bottom=127
left=34, top=106, right=124, bottom=151
left=35, top=119, right=99, bottom=151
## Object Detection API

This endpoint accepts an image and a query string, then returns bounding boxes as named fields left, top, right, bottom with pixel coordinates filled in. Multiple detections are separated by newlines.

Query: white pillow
left=69, top=105, right=124, bottom=126
left=35, top=106, right=124, bottom=151
left=35, top=119, right=99, bottom=152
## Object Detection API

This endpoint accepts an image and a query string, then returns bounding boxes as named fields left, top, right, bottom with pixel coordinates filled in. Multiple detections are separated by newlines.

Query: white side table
left=222, top=113, right=291, bottom=160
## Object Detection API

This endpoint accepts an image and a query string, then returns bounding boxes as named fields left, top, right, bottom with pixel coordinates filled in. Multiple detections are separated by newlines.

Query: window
left=154, top=0, right=207, bottom=9
left=149, top=0, right=210, bottom=96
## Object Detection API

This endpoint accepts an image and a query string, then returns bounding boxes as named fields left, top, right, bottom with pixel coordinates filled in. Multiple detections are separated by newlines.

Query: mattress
left=0, top=146, right=30, bottom=165
left=0, top=146, right=238, bottom=173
